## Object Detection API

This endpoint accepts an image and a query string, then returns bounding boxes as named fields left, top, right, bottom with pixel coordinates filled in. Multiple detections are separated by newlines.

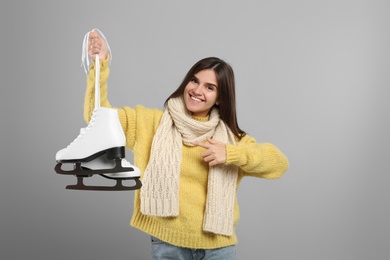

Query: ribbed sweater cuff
left=225, top=144, right=244, bottom=166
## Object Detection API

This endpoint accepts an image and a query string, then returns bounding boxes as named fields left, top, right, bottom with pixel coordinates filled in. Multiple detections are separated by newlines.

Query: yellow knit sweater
left=84, top=59, right=289, bottom=249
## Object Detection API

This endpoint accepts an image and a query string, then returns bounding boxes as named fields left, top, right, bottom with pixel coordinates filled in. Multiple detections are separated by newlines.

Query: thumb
left=207, top=137, right=218, bottom=144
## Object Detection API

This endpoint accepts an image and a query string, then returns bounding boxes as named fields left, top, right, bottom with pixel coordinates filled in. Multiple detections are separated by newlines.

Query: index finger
left=192, top=141, right=210, bottom=149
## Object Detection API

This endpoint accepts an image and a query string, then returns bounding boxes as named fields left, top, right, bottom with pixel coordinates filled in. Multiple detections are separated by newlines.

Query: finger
left=200, top=150, right=212, bottom=158
left=89, top=38, right=102, bottom=47
left=206, top=137, right=215, bottom=143
left=89, top=29, right=99, bottom=38
left=210, top=157, right=225, bottom=166
left=89, top=40, right=102, bottom=53
left=193, top=142, right=210, bottom=149
left=207, top=137, right=221, bottom=145
left=89, top=37, right=101, bottom=48
left=89, top=46, right=101, bottom=55
left=208, top=160, right=217, bottom=167
left=207, top=157, right=220, bottom=167
left=89, top=43, right=102, bottom=52
left=202, top=154, right=213, bottom=163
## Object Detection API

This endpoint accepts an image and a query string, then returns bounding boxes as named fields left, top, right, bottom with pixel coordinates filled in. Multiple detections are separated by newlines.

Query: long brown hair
left=165, top=57, right=245, bottom=139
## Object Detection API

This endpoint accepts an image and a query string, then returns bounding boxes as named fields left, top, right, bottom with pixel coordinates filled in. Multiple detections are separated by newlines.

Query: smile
left=190, top=95, right=204, bottom=102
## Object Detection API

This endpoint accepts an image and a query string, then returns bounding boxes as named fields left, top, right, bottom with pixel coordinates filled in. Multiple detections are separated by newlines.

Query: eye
left=206, top=85, right=216, bottom=91
left=190, top=77, right=198, bottom=84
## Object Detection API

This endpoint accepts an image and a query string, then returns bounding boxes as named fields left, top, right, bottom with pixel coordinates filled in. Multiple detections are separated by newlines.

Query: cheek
left=183, top=84, right=192, bottom=94
left=208, top=92, right=219, bottom=104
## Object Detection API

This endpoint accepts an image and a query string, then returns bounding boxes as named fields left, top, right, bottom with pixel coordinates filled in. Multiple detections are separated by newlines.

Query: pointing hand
left=193, top=137, right=227, bottom=167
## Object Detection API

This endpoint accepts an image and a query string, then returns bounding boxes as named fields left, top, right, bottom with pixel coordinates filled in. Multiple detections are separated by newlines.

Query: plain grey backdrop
left=1, top=0, right=389, bottom=259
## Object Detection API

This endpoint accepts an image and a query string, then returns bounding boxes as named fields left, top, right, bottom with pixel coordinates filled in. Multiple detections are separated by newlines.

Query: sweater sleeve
left=225, top=134, right=289, bottom=179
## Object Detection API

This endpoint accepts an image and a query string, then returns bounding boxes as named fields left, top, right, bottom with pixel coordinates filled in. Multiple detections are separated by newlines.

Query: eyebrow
left=193, top=75, right=218, bottom=88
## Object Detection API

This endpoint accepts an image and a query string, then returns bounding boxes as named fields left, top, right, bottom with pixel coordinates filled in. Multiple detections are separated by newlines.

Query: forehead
left=194, top=69, right=218, bottom=86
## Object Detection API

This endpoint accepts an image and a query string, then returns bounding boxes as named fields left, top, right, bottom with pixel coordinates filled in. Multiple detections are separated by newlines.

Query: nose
left=192, top=84, right=203, bottom=95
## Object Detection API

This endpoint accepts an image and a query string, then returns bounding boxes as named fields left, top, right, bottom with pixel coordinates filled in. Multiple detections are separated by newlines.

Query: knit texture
left=140, top=96, right=238, bottom=236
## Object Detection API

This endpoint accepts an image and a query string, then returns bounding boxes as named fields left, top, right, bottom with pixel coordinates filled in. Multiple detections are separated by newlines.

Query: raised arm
left=226, top=135, right=289, bottom=179
left=83, top=29, right=112, bottom=123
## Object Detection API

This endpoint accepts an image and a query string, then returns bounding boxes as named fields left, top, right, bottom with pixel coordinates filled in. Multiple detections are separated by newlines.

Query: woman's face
left=183, top=69, right=219, bottom=117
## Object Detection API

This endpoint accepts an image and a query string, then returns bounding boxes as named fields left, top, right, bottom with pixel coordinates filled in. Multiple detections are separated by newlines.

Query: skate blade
left=65, top=176, right=142, bottom=191
left=55, top=159, right=133, bottom=176
left=99, top=173, right=140, bottom=180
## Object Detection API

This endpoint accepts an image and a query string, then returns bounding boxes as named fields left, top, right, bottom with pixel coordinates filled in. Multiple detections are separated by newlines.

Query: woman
left=85, top=30, right=288, bottom=260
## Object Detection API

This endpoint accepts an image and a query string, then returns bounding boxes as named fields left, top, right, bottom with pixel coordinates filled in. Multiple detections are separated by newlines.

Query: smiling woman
left=184, top=69, right=219, bottom=118
left=84, top=29, right=289, bottom=260
left=165, top=56, right=244, bottom=139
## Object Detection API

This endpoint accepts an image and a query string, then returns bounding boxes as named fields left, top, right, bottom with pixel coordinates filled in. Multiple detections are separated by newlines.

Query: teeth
left=191, top=96, right=202, bottom=102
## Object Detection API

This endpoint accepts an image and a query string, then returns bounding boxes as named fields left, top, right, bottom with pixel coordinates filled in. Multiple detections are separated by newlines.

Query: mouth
left=189, top=94, right=204, bottom=102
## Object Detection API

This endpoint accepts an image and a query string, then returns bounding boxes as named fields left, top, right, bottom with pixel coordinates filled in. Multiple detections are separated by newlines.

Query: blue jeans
left=151, top=236, right=236, bottom=260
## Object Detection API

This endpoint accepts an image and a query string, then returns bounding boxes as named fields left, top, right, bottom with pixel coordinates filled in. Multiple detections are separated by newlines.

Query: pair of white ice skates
left=54, top=29, right=141, bottom=191
left=55, top=108, right=141, bottom=191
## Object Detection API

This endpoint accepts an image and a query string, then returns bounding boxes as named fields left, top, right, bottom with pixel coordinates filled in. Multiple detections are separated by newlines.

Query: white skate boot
left=55, top=107, right=126, bottom=163
left=54, top=29, right=142, bottom=191
left=56, top=127, right=142, bottom=191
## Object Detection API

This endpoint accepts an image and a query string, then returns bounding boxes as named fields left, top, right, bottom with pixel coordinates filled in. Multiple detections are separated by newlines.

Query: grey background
left=1, top=0, right=389, bottom=259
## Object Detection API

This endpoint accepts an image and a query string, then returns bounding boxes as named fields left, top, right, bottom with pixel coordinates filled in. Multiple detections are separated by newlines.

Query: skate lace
left=67, top=29, right=112, bottom=148
left=67, top=108, right=98, bottom=147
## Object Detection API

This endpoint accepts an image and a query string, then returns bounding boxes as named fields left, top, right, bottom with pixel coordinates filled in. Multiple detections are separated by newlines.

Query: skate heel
left=106, top=146, right=125, bottom=160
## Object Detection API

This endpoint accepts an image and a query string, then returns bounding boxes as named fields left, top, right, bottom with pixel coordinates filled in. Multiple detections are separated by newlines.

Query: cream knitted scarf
left=140, top=96, right=238, bottom=236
